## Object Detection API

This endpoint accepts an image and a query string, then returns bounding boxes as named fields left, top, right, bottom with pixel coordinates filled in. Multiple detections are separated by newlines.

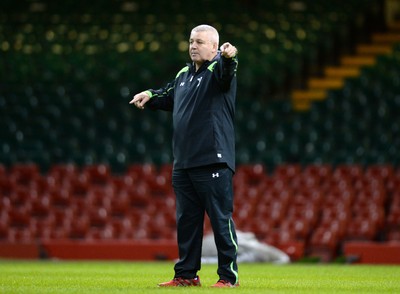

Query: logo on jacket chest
left=184, top=75, right=203, bottom=87
left=179, top=75, right=204, bottom=90
left=196, top=77, right=202, bottom=87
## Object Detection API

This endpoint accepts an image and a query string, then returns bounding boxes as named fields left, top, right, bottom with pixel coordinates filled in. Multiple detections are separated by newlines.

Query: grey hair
left=191, top=24, right=219, bottom=46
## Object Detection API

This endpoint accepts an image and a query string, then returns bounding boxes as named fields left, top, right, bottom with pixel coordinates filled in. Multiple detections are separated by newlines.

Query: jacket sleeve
left=214, top=55, right=238, bottom=91
left=145, top=79, right=175, bottom=112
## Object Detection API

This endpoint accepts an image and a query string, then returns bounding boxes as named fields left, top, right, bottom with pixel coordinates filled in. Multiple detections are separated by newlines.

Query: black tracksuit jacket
left=145, top=52, right=238, bottom=172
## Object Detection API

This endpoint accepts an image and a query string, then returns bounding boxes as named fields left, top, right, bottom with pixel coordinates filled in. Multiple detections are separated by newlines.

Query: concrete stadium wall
left=1, top=240, right=400, bottom=264
left=0, top=241, right=178, bottom=261
left=344, top=241, right=400, bottom=264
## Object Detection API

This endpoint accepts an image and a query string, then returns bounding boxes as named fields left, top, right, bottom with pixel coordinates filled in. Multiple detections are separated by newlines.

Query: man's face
left=189, top=31, right=217, bottom=67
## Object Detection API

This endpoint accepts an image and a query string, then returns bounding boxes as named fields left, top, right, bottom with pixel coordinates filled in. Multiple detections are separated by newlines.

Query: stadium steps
left=291, top=23, right=400, bottom=111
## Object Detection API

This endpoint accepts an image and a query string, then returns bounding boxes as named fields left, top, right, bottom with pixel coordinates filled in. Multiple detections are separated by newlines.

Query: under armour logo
left=212, top=173, right=219, bottom=178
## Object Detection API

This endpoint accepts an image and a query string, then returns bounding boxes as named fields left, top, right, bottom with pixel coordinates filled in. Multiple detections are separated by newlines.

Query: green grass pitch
left=1, top=260, right=400, bottom=293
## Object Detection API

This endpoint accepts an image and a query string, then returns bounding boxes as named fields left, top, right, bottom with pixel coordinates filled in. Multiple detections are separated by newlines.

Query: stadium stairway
left=291, top=21, right=400, bottom=111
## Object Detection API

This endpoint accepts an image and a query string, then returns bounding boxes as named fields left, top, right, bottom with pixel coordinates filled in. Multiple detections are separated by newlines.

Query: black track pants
left=172, top=164, right=239, bottom=284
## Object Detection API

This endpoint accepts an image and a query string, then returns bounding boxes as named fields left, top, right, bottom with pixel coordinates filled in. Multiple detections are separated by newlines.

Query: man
left=130, top=24, right=239, bottom=288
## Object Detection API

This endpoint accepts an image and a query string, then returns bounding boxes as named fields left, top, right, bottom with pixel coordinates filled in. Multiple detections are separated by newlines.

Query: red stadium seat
left=322, top=193, right=352, bottom=216
left=127, top=163, right=157, bottom=181
left=147, top=173, right=173, bottom=197
left=0, top=177, right=13, bottom=197
left=247, top=219, right=275, bottom=241
left=159, top=164, right=173, bottom=182
left=127, top=183, right=151, bottom=208
left=69, top=174, right=90, bottom=198
left=109, top=218, right=134, bottom=239
left=108, top=174, right=137, bottom=196
left=10, top=186, right=37, bottom=207
left=387, top=176, right=400, bottom=194
left=320, top=208, right=350, bottom=231
left=7, top=228, right=34, bottom=242
left=303, top=164, right=333, bottom=181
left=47, top=189, right=71, bottom=208
left=309, top=228, right=339, bottom=262
left=88, top=207, right=109, bottom=229
left=47, top=165, right=79, bottom=192
left=386, top=207, right=400, bottom=229
left=324, top=187, right=355, bottom=208
left=333, top=164, right=363, bottom=182
left=263, top=228, right=296, bottom=247
left=345, top=218, right=377, bottom=241
left=8, top=207, right=31, bottom=228
left=254, top=199, right=287, bottom=226
left=0, top=162, right=396, bottom=257
left=50, top=208, right=75, bottom=230
left=392, top=191, right=400, bottom=203
left=295, top=189, right=323, bottom=206
left=30, top=196, right=51, bottom=219
left=354, top=176, right=385, bottom=196
left=30, top=217, right=55, bottom=240
left=280, top=219, right=310, bottom=240
left=236, top=164, right=268, bottom=187
left=67, top=216, right=90, bottom=239
left=86, top=186, right=112, bottom=209
left=365, top=164, right=394, bottom=182
left=387, top=229, right=400, bottom=241
left=147, top=213, right=175, bottom=240
left=10, top=163, right=41, bottom=187
left=290, top=174, right=321, bottom=192
left=48, top=164, right=79, bottom=180
left=286, top=202, right=319, bottom=228
left=273, top=164, right=302, bottom=181
left=0, top=221, right=8, bottom=241
left=356, top=187, right=386, bottom=205
left=109, top=195, right=130, bottom=218
left=82, top=164, right=111, bottom=186
left=30, top=175, right=55, bottom=195
left=0, top=194, right=11, bottom=213
left=352, top=202, right=385, bottom=230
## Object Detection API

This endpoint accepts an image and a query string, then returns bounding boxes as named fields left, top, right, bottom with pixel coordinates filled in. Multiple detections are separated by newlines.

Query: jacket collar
left=188, top=52, right=220, bottom=73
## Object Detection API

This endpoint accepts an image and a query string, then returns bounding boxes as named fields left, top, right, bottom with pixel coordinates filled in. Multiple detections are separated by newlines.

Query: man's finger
left=130, top=94, right=143, bottom=104
left=220, top=43, right=229, bottom=51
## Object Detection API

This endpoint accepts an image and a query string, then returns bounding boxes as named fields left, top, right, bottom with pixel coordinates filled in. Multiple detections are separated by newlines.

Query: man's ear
left=212, top=42, right=218, bottom=53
